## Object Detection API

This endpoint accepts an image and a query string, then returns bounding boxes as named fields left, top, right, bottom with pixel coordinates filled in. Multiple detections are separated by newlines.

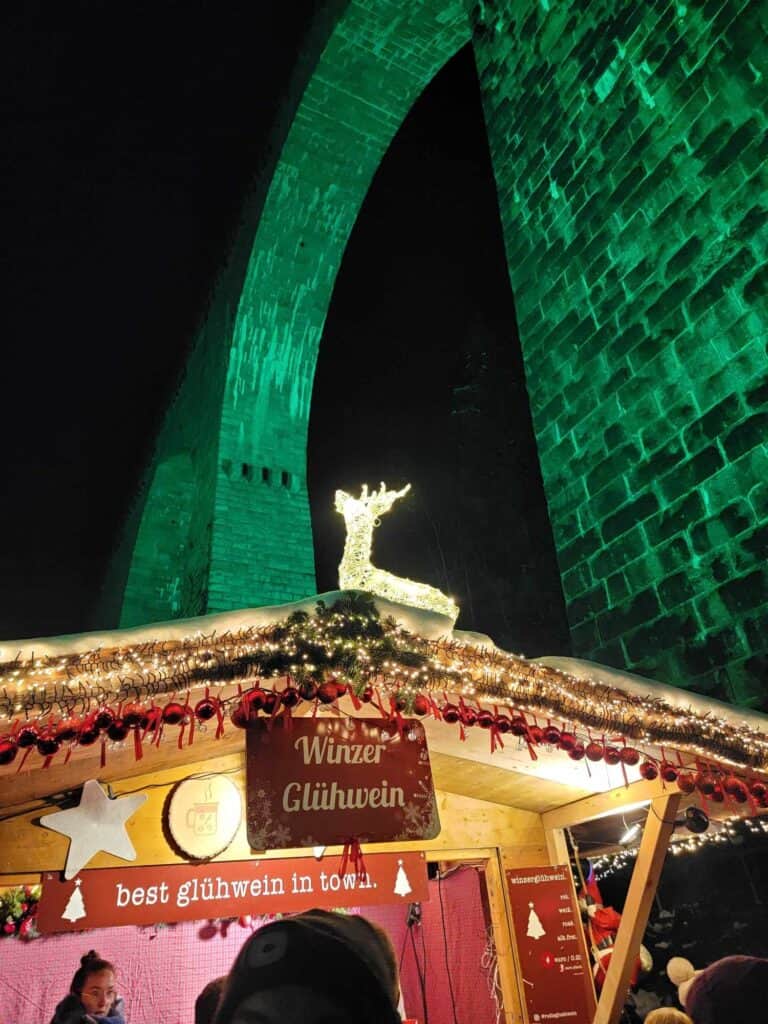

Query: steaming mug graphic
left=186, top=801, right=218, bottom=835
left=168, top=776, right=242, bottom=858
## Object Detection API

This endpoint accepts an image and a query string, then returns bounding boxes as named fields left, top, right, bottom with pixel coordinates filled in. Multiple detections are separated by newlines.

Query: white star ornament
left=40, top=779, right=148, bottom=879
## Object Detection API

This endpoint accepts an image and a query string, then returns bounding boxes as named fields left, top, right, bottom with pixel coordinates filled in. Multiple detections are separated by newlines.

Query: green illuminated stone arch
left=118, top=0, right=768, bottom=707
left=116, top=0, right=471, bottom=622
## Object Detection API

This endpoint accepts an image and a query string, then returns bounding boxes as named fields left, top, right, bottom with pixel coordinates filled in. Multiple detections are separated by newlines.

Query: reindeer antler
left=360, top=481, right=410, bottom=514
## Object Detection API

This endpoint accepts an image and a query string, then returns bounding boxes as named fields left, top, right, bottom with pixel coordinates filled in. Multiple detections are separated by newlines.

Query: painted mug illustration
left=186, top=801, right=218, bottom=835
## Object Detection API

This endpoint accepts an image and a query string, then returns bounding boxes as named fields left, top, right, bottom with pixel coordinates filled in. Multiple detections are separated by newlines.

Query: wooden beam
left=541, top=777, right=671, bottom=830
left=593, top=792, right=680, bottom=1024
left=0, top=750, right=547, bottom=874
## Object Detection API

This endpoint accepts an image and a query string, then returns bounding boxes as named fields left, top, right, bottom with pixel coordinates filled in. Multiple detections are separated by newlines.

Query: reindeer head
left=334, top=482, right=411, bottom=522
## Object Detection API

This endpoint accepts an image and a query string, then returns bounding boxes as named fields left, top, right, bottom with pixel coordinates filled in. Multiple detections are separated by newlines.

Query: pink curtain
left=0, top=867, right=496, bottom=1024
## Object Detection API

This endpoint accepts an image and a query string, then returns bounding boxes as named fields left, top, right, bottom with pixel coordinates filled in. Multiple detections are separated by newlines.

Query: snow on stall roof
left=1, top=590, right=766, bottom=734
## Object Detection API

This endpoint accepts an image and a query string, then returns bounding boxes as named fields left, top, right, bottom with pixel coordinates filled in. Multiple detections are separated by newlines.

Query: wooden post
left=485, top=849, right=525, bottom=1023
left=544, top=826, right=569, bottom=866
left=593, top=792, right=680, bottom=1024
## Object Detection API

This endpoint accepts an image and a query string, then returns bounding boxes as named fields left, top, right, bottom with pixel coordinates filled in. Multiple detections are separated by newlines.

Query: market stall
left=1, top=584, right=767, bottom=1024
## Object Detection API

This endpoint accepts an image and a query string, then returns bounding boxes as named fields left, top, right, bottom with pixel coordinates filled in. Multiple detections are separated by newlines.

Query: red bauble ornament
left=194, top=697, right=218, bottom=722
left=620, top=747, right=640, bottom=766
left=317, top=682, right=338, bottom=705
left=36, top=730, right=60, bottom=757
left=730, top=782, right=748, bottom=803
left=558, top=731, right=576, bottom=752
left=660, top=763, right=678, bottom=783
left=441, top=703, right=460, bottom=724
left=710, top=785, right=725, bottom=803
left=298, top=680, right=318, bottom=702
left=141, top=707, right=162, bottom=732
left=585, top=741, right=604, bottom=762
left=0, top=738, right=18, bottom=766
left=477, top=709, right=495, bottom=730
left=604, top=745, right=622, bottom=766
left=543, top=725, right=561, bottom=745
left=722, top=776, right=742, bottom=796
left=162, top=702, right=186, bottom=725
left=460, top=706, right=478, bottom=727
left=677, top=773, right=696, bottom=794
left=122, top=704, right=144, bottom=728
left=639, top=761, right=659, bottom=780
left=495, top=714, right=512, bottom=734
left=361, top=686, right=374, bottom=703
left=245, top=688, right=267, bottom=712
left=510, top=717, right=527, bottom=736
left=569, top=742, right=586, bottom=761
left=281, top=686, right=301, bottom=708
left=749, top=780, right=767, bottom=800
left=95, top=707, right=115, bottom=731
left=528, top=725, right=544, bottom=744
left=695, top=773, right=717, bottom=796
left=107, top=718, right=130, bottom=742
left=231, top=702, right=250, bottom=729
left=17, top=723, right=39, bottom=749
left=77, top=721, right=100, bottom=746
left=55, top=718, right=80, bottom=743
left=262, top=690, right=279, bottom=715
left=412, top=695, right=430, bottom=716
left=334, top=681, right=348, bottom=698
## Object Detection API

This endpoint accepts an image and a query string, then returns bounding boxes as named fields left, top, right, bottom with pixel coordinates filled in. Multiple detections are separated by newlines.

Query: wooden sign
left=506, top=865, right=596, bottom=1024
left=246, top=717, right=439, bottom=849
left=167, top=775, right=242, bottom=859
left=36, top=851, right=429, bottom=933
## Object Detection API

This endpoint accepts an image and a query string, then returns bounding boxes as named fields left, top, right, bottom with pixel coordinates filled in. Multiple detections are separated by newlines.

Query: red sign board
left=506, top=865, right=596, bottom=1024
left=37, top=852, right=429, bottom=934
left=245, top=717, right=439, bottom=848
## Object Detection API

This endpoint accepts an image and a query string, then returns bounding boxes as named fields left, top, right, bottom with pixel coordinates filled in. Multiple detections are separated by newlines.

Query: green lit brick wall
left=115, top=0, right=767, bottom=707
left=471, top=0, right=768, bottom=704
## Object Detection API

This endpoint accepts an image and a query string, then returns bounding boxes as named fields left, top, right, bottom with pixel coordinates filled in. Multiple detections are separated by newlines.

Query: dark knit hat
left=212, top=910, right=401, bottom=1024
left=685, top=955, right=768, bottom=1024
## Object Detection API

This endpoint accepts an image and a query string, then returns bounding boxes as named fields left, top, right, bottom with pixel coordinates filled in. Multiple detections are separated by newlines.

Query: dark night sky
left=2, top=2, right=571, bottom=656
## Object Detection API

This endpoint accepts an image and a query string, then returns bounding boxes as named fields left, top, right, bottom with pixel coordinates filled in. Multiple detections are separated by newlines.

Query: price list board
left=506, top=865, right=596, bottom=1024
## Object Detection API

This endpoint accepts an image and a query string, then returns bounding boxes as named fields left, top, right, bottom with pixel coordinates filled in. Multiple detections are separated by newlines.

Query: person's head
left=644, top=1010, right=693, bottom=1024
left=213, top=910, right=400, bottom=1024
left=70, top=950, right=117, bottom=1017
left=685, top=955, right=768, bottom=1024
left=196, top=977, right=226, bottom=1024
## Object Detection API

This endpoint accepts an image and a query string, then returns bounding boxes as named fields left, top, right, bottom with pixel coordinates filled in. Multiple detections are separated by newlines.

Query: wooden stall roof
left=2, top=591, right=767, bottom=821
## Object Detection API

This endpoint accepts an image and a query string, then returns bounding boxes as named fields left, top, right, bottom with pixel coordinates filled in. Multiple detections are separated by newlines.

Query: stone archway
left=117, top=0, right=471, bottom=625
left=118, top=0, right=768, bottom=706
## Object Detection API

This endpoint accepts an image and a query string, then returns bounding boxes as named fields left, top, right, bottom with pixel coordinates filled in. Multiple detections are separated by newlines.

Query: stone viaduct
left=111, top=0, right=768, bottom=706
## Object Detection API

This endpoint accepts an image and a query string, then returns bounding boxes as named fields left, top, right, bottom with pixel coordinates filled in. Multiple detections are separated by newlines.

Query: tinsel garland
left=1, top=595, right=767, bottom=772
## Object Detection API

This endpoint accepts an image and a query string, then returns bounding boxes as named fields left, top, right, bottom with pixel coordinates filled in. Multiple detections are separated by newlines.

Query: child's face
left=80, top=969, right=116, bottom=1016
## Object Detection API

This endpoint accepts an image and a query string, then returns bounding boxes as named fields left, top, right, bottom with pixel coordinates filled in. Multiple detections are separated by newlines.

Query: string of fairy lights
left=592, top=814, right=768, bottom=878
left=1, top=596, right=768, bottom=787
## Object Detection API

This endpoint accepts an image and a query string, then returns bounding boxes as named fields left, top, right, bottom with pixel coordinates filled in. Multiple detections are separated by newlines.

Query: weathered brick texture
left=473, top=0, right=768, bottom=704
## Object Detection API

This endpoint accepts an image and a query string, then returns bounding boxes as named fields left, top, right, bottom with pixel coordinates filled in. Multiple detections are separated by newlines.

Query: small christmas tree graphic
left=61, top=879, right=87, bottom=922
left=394, top=859, right=412, bottom=897
left=526, top=901, right=545, bottom=939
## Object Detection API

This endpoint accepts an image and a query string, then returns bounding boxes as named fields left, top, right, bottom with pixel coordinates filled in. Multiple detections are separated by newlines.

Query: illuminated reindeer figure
left=334, top=482, right=459, bottom=623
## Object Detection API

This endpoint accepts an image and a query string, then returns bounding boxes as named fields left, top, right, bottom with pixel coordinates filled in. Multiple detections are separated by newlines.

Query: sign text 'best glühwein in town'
left=37, top=852, right=429, bottom=933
